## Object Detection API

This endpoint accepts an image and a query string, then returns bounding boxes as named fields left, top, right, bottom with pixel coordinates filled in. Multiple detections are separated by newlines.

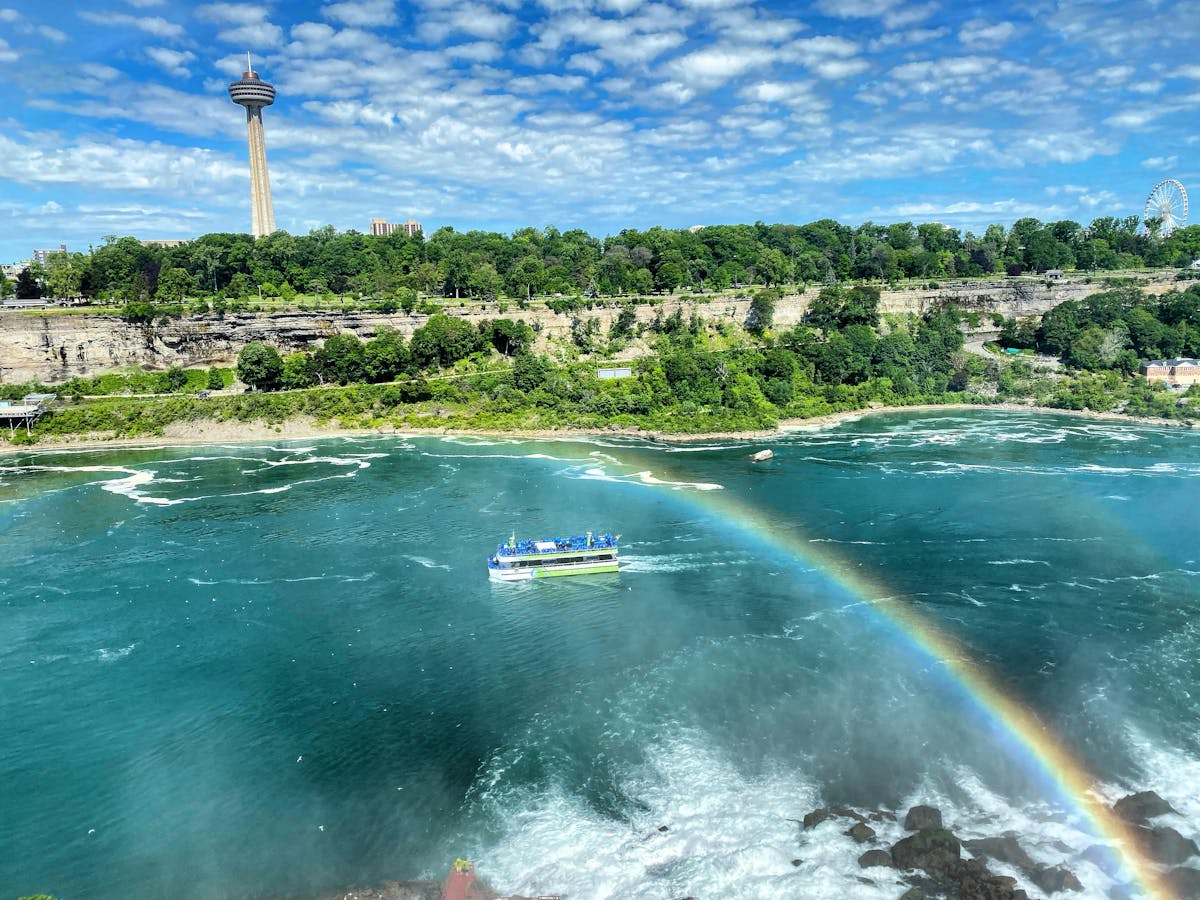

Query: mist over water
left=1, top=413, right=1197, bottom=899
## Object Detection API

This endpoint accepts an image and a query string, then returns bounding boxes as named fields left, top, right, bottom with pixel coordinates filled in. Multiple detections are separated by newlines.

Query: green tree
left=281, top=352, right=319, bottom=389
left=14, top=267, right=41, bottom=299
left=488, top=318, right=534, bottom=356
left=411, top=313, right=482, bottom=368
left=155, top=267, right=193, bottom=303
left=237, top=341, right=283, bottom=391
left=164, top=365, right=188, bottom=392
left=316, top=333, right=369, bottom=385
left=206, top=367, right=225, bottom=390
left=512, top=350, right=551, bottom=391
left=746, top=288, right=779, bottom=335
left=364, top=327, right=411, bottom=382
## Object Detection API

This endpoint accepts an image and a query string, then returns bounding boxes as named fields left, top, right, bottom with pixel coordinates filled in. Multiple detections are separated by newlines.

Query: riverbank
left=0, top=401, right=1193, bottom=457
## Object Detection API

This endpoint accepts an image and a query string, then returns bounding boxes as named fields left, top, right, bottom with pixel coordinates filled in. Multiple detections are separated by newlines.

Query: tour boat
left=487, top=531, right=620, bottom=581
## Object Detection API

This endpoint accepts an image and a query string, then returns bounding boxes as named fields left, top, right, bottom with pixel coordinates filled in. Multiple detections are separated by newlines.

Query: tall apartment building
left=370, top=218, right=423, bottom=237
left=32, top=245, right=67, bottom=265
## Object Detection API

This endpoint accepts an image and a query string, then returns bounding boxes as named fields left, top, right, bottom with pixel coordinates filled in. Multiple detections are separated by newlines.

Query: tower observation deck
left=228, top=53, right=276, bottom=238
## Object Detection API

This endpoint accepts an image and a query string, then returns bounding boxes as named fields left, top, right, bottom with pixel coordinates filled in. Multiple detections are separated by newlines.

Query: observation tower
left=228, top=53, right=276, bottom=238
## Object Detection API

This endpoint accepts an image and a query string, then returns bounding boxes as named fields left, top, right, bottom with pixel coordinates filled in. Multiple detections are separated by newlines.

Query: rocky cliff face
left=0, top=275, right=1178, bottom=385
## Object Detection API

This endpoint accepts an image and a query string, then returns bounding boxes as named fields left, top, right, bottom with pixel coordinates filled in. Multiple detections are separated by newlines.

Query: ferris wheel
left=1143, top=178, right=1188, bottom=236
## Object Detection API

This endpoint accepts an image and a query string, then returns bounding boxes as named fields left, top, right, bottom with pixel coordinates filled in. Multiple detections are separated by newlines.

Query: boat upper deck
left=495, top=533, right=618, bottom=558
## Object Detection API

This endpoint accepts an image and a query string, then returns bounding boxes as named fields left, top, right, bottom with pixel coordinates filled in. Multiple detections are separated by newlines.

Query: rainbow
left=621, top=452, right=1172, bottom=899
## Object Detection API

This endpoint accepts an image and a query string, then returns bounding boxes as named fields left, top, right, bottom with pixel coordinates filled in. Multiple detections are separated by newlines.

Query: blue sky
left=1, top=0, right=1198, bottom=262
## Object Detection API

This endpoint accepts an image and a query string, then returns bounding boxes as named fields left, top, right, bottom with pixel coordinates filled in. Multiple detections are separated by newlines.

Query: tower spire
left=246, top=51, right=252, bottom=74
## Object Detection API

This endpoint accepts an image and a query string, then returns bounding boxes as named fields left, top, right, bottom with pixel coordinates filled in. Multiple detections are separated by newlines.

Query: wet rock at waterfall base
left=858, top=849, right=893, bottom=869
left=802, top=806, right=868, bottom=829
left=904, top=805, right=944, bottom=831
left=1166, top=866, right=1200, bottom=899
left=1113, top=791, right=1179, bottom=825
left=1135, top=824, right=1200, bottom=865
left=846, top=822, right=876, bottom=843
left=892, top=827, right=961, bottom=871
left=964, top=834, right=1037, bottom=870
left=1028, top=864, right=1083, bottom=894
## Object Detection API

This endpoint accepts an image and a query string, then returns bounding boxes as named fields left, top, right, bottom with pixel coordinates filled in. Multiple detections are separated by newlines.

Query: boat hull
left=488, top=558, right=620, bottom=581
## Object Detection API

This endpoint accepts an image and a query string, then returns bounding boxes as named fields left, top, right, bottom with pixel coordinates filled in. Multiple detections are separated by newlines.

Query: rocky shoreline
left=307, top=791, right=1199, bottom=900
left=790, top=792, right=1199, bottom=900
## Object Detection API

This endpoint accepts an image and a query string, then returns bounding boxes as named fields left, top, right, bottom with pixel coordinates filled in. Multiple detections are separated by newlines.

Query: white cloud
left=77, top=11, right=185, bottom=39
left=218, top=22, right=286, bottom=46
left=197, top=4, right=285, bottom=46
left=0, top=37, right=17, bottom=62
left=0, top=9, right=18, bottom=21
left=1141, top=155, right=1178, bottom=169
left=958, top=19, right=1015, bottom=50
left=1179, top=64, right=1200, bottom=79
left=196, top=3, right=267, bottom=25
left=509, top=73, right=588, bottom=94
left=668, top=46, right=762, bottom=89
left=817, top=0, right=938, bottom=28
left=869, top=26, right=948, bottom=51
left=146, top=47, right=196, bottom=76
left=419, top=2, right=517, bottom=42
left=444, top=41, right=504, bottom=62
left=323, top=0, right=397, bottom=27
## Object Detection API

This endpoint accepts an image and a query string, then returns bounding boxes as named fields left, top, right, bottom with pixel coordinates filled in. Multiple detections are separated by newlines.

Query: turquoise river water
left=1, top=411, right=1197, bottom=899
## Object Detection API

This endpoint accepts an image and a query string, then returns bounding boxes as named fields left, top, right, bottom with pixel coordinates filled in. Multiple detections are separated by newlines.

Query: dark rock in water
left=803, top=806, right=868, bottom=829
left=900, top=890, right=928, bottom=900
left=904, top=805, right=944, bottom=831
left=657, top=824, right=670, bottom=832
left=869, top=810, right=897, bottom=823
left=892, top=827, right=961, bottom=871
left=1166, top=865, right=1200, bottom=898
left=964, top=834, right=1037, bottom=870
left=791, top=858, right=802, bottom=867
left=1028, top=864, right=1083, bottom=894
left=856, top=875, right=875, bottom=885
left=932, top=858, right=1029, bottom=900
left=1113, top=791, right=1178, bottom=825
left=847, top=822, right=877, bottom=844
left=1136, top=824, right=1200, bottom=865
left=859, top=849, right=893, bottom=869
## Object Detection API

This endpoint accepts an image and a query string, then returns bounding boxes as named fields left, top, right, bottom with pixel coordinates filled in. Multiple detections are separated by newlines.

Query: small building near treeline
left=1138, top=358, right=1200, bottom=386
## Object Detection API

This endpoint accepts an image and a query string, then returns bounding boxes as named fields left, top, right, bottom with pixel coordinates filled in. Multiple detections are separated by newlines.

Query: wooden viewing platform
left=0, top=393, right=54, bottom=435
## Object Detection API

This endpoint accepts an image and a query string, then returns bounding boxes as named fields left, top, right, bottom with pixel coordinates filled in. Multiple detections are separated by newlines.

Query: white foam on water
left=96, top=643, right=137, bottom=663
left=809, top=538, right=888, bottom=546
left=438, top=435, right=524, bottom=447
left=574, top=468, right=723, bottom=491
left=1115, top=729, right=1200, bottom=827
left=420, top=451, right=572, bottom=462
left=619, top=553, right=749, bottom=574
left=987, top=559, right=1051, bottom=566
left=478, top=733, right=881, bottom=900
left=405, top=555, right=451, bottom=570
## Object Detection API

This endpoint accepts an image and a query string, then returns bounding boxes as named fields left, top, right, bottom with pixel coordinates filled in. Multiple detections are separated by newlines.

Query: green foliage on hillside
left=998, top=283, right=1200, bottom=371
left=23, top=218, right=1200, bottom=308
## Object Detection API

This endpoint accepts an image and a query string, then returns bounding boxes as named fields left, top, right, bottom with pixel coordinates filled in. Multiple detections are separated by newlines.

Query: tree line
left=5, top=217, right=1199, bottom=306
left=999, top=283, right=1200, bottom=370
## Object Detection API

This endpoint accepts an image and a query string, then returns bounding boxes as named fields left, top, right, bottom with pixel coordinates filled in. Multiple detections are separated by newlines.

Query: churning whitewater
left=1, top=411, right=1198, bottom=899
